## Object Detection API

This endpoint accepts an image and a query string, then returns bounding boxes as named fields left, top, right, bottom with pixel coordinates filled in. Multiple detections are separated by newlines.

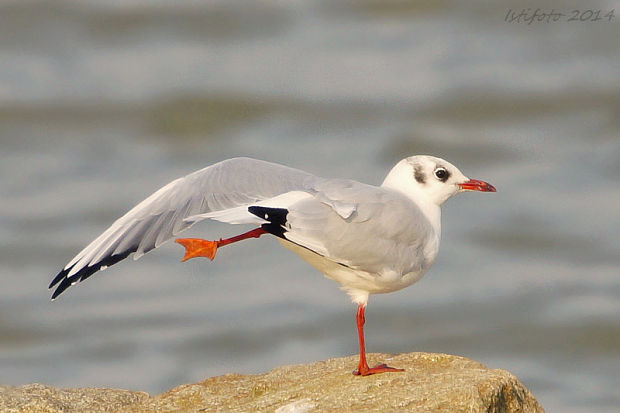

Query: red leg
left=175, top=227, right=267, bottom=261
left=352, top=304, right=404, bottom=376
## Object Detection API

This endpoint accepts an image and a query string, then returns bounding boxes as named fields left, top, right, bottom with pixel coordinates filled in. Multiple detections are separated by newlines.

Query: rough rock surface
left=0, top=352, right=544, bottom=413
left=0, top=383, right=149, bottom=413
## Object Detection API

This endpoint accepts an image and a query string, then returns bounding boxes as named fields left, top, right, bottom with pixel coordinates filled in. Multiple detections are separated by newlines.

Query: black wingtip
left=49, top=268, right=69, bottom=289
left=49, top=249, right=134, bottom=300
left=51, top=276, right=75, bottom=300
left=248, top=206, right=289, bottom=238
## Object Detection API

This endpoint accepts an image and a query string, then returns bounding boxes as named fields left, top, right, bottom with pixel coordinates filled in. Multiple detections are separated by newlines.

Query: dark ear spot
left=414, top=165, right=425, bottom=184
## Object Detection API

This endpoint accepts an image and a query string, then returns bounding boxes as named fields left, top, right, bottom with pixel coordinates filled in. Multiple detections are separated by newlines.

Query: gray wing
left=282, top=179, right=434, bottom=276
left=50, top=157, right=317, bottom=299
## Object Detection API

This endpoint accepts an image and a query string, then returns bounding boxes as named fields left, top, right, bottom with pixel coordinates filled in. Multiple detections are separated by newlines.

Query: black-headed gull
left=50, top=156, right=495, bottom=375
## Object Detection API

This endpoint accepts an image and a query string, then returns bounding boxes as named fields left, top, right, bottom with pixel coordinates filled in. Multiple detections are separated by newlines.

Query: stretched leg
left=175, top=227, right=267, bottom=261
left=352, top=303, right=404, bottom=376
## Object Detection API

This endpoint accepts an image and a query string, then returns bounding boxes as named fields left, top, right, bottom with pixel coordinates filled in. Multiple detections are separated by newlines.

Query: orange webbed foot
left=175, top=238, right=218, bottom=261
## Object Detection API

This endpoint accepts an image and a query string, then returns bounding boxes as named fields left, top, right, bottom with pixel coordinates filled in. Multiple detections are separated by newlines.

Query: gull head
left=382, top=155, right=496, bottom=206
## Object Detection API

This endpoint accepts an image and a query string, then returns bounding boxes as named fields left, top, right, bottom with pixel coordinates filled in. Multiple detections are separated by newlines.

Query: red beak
left=458, top=179, right=496, bottom=192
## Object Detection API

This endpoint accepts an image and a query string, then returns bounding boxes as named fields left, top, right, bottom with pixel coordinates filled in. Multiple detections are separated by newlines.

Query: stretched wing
left=50, top=157, right=317, bottom=299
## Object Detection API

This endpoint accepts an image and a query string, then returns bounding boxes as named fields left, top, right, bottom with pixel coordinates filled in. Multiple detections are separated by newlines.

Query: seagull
left=49, top=156, right=495, bottom=375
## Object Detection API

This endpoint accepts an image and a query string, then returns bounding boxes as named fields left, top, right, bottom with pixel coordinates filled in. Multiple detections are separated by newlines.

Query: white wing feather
left=50, top=158, right=316, bottom=298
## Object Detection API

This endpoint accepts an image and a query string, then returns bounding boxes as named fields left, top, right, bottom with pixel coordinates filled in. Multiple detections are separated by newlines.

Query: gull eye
left=434, top=167, right=449, bottom=181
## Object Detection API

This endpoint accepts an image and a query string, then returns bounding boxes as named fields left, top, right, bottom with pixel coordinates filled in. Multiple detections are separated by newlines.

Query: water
left=1, top=1, right=619, bottom=411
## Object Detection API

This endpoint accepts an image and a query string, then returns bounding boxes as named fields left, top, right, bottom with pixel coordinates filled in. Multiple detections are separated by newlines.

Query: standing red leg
left=352, top=303, right=404, bottom=376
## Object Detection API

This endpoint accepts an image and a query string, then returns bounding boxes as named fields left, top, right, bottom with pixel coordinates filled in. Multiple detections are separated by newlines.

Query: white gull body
left=50, top=155, right=495, bottom=375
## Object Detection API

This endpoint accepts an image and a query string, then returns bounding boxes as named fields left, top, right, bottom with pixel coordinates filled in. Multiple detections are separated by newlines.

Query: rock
left=0, top=353, right=544, bottom=413
left=0, top=383, right=149, bottom=413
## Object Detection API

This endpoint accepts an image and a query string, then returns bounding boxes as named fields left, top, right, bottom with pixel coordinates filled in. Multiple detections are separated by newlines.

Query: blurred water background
left=1, top=1, right=619, bottom=411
